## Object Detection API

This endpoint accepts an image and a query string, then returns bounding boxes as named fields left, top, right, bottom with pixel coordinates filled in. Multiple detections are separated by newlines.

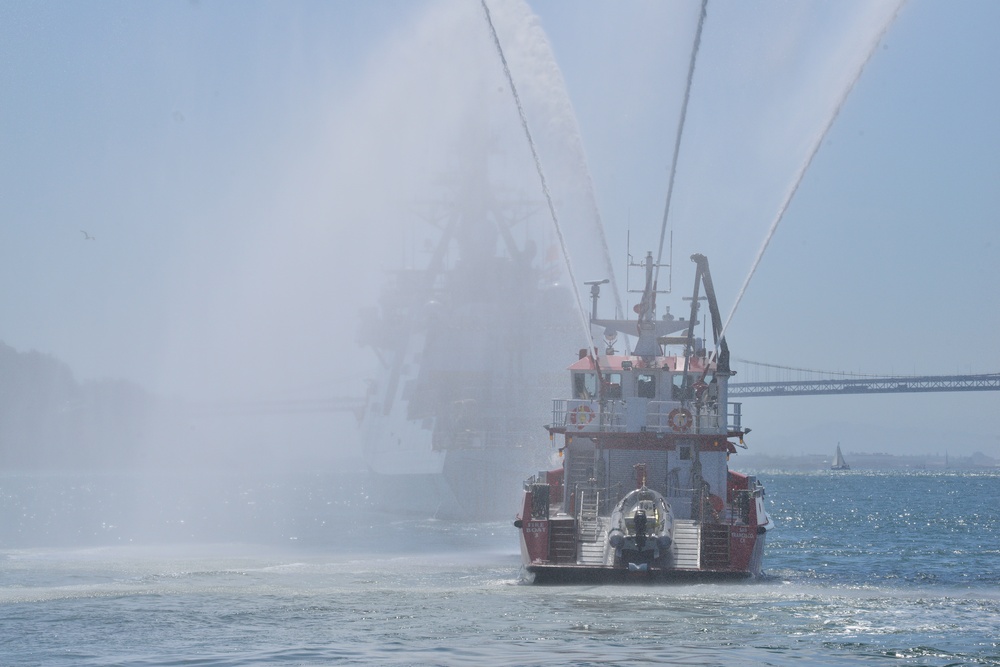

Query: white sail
left=832, top=444, right=850, bottom=470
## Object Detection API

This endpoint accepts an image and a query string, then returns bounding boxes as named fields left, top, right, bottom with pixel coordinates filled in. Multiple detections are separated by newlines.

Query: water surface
left=2, top=469, right=998, bottom=665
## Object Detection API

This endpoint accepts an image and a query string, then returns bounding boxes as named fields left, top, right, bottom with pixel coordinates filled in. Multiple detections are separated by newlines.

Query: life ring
left=569, top=404, right=595, bottom=429
left=668, top=407, right=692, bottom=432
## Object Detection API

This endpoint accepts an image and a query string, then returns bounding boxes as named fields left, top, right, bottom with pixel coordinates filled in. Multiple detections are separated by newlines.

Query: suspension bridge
left=187, top=361, right=1000, bottom=418
left=728, top=359, right=1000, bottom=398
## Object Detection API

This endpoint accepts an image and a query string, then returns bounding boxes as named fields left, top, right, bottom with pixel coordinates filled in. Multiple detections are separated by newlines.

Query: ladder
left=672, top=519, right=701, bottom=570
left=548, top=519, right=577, bottom=563
left=576, top=489, right=609, bottom=565
left=701, top=524, right=731, bottom=568
left=568, top=453, right=594, bottom=497
left=577, top=489, right=601, bottom=541
left=578, top=517, right=612, bottom=566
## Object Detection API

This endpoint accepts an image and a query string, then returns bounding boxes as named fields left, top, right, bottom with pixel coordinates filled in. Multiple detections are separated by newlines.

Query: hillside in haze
left=0, top=342, right=356, bottom=473
left=0, top=342, right=154, bottom=470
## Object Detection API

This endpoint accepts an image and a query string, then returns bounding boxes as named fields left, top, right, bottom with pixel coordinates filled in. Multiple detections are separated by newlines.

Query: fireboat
left=514, top=252, right=771, bottom=583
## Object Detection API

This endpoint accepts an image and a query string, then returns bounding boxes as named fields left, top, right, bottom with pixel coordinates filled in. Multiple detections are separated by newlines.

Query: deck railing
left=552, top=399, right=729, bottom=435
left=728, top=402, right=742, bottom=433
left=668, top=486, right=753, bottom=526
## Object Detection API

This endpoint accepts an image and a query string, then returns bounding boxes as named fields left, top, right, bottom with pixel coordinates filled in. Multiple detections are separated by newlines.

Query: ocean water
left=2, top=469, right=999, bottom=666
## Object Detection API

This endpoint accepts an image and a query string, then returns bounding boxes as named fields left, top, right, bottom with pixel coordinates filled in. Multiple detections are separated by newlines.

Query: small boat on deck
left=831, top=444, right=850, bottom=470
left=514, top=252, right=772, bottom=583
left=608, top=485, right=674, bottom=570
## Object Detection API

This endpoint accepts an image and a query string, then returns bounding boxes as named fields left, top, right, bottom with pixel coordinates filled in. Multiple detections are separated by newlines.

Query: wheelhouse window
left=604, top=373, right=622, bottom=399
left=637, top=373, right=656, bottom=399
left=672, top=373, right=694, bottom=400
left=573, top=372, right=597, bottom=400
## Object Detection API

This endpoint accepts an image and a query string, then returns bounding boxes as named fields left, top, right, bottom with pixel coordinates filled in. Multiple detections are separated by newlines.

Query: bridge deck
left=728, top=373, right=1000, bottom=397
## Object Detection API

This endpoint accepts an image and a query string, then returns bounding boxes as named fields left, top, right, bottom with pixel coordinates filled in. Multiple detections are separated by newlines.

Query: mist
left=1, top=0, right=638, bottom=546
left=2, top=0, right=998, bottom=526
left=5, top=8, right=1000, bottom=666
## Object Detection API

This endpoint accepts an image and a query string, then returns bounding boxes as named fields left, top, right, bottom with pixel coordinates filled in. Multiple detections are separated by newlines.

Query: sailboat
left=831, top=444, right=850, bottom=470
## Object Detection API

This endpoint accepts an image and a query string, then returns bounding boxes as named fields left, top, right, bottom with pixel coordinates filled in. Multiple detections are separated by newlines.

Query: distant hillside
left=0, top=343, right=355, bottom=472
left=0, top=342, right=154, bottom=469
left=735, top=450, right=999, bottom=471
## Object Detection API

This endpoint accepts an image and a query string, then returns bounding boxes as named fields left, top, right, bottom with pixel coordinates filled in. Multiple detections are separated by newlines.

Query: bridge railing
left=728, top=373, right=1000, bottom=397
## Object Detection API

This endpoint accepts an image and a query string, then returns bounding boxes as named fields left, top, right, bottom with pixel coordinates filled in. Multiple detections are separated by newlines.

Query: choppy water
left=2, top=469, right=999, bottom=666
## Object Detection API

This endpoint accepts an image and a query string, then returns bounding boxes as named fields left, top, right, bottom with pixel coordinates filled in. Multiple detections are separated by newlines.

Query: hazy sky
left=2, top=0, right=998, bottom=458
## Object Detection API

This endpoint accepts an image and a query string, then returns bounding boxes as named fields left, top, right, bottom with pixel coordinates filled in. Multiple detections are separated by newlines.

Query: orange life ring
left=569, top=404, right=595, bottom=429
left=668, top=407, right=692, bottom=432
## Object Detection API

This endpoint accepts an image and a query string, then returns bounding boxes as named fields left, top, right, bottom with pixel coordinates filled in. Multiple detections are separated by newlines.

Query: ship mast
left=587, top=252, right=690, bottom=364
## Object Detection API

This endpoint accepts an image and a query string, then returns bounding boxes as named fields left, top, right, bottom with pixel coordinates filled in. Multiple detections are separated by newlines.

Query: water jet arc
left=717, top=2, right=907, bottom=346
left=480, top=0, right=595, bottom=351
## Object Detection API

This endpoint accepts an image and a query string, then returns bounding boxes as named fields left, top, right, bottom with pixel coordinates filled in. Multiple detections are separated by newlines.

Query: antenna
left=626, top=231, right=672, bottom=300
left=584, top=278, right=610, bottom=321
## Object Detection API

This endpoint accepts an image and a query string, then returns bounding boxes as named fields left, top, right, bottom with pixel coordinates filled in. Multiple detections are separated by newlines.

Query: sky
left=1, top=0, right=998, bottom=460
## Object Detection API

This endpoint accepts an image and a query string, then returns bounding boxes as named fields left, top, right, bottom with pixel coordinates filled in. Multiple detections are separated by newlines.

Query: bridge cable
left=735, top=358, right=913, bottom=380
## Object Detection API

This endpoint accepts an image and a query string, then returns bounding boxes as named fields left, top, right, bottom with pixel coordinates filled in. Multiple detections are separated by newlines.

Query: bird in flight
left=81, top=230, right=95, bottom=240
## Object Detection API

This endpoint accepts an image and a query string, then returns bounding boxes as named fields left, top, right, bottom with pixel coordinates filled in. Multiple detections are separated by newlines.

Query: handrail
left=575, top=486, right=602, bottom=542
left=552, top=398, right=729, bottom=435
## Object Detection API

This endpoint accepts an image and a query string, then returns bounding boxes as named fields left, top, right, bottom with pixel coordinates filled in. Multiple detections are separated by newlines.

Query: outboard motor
left=634, top=510, right=647, bottom=550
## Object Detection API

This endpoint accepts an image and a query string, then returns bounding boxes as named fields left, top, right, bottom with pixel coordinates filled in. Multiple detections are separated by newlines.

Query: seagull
left=81, top=230, right=95, bottom=240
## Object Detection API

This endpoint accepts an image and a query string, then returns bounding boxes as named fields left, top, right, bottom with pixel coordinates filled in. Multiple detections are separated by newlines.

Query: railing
left=644, top=401, right=679, bottom=432
left=556, top=399, right=624, bottom=432
left=729, top=372, right=1000, bottom=397
left=552, top=399, right=729, bottom=435
left=650, top=401, right=727, bottom=433
left=669, top=485, right=752, bottom=526
left=728, top=402, right=742, bottom=432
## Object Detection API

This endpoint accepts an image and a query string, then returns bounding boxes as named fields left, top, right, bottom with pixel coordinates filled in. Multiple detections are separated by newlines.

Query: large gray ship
left=357, top=149, right=580, bottom=519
